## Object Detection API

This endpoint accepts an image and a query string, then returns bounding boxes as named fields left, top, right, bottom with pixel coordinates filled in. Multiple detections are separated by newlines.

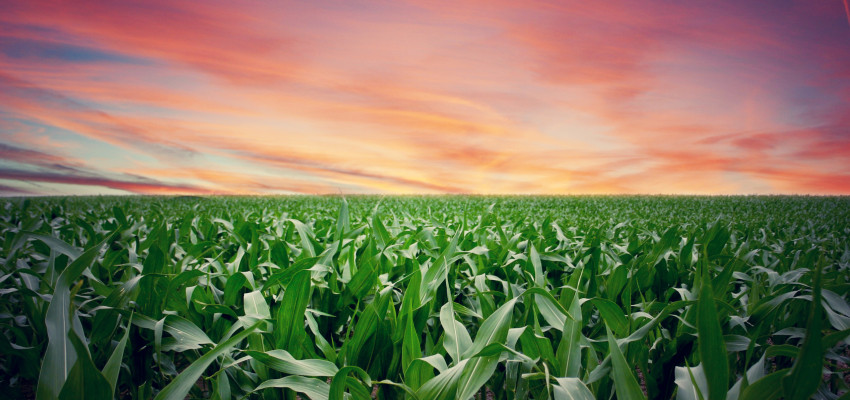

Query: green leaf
left=270, top=241, right=290, bottom=270
left=276, top=269, right=313, bottom=355
left=402, top=292, right=422, bottom=372
left=37, top=237, right=110, bottom=400
left=674, top=363, right=707, bottom=400
left=606, top=326, right=646, bottom=400
left=347, top=256, right=376, bottom=299
left=420, top=226, right=462, bottom=304
left=252, top=376, right=330, bottom=400
left=102, top=315, right=132, bottom=396
left=553, top=377, right=595, bottom=400
left=243, top=289, right=271, bottom=318
left=706, top=224, right=730, bottom=259
left=223, top=273, right=248, bottom=306
left=823, top=328, right=850, bottom=350
left=697, top=279, right=728, bottom=400
left=306, top=312, right=337, bottom=363
left=140, top=314, right=214, bottom=353
left=154, top=320, right=261, bottom=400
left=781, top=255, right=825, bottom=400
left=415, top=360, right=467, bottom=400
left=624, top=300, right=690, bottom=343
left=557, top=289, right=582, bottom=377
left=462, top=297, right=517, bottom=359
left=529, top=243, right=545, bottom=287
left=289, top=219, right=317, bottom=258
left=213, top=367, right=230, bottom=400
left=371, top=213, right=390, bottom=251
left=23, top=232, right=82, bottom=259
left=262, top=256, right=320, bottom=291
left=727, top=355, right=765, bottom=400
left=440, top=301, right=472, bottom=364
left=343, top=287, right=391, bottom=368
left=415, top=298, right=518, bottom=400
left=456, top=298, right=517, bottom=399
left=456, top=355, right=500, bottom=400
left=329, top=366, right=371, bottom=400
left=526, top=287, right=568, bottom=332
left=243, top=349, right=338, bottom=376
left=739, top=369, right=788, bottom=400
left=334, top=197, right=350, bottom=246
left=592, top=298, right=629, bottom=337
left=57, top=332, right=112, bottom=400
left=405, top=356, right=445, bottom=391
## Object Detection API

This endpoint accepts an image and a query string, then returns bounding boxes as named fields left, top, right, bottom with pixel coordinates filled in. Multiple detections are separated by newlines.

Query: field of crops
left=1, top=195, right=849, bottom=399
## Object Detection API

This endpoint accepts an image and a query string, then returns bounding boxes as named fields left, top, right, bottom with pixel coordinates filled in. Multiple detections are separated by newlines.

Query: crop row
left=0, top=196, right=848, bottom=399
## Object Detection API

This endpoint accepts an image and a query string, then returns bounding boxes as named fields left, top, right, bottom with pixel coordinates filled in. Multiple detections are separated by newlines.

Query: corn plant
left=0, top=195, right=848, bottom=399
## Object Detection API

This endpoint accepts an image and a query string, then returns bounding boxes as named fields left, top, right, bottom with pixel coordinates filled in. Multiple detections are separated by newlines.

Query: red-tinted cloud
left=0, top=143, right=82, bottom=169
left=0, top=183, right=36, bottom=196
left=0, top=168, right=213, bottom=195
left=1, top=1, right=303, bottom=85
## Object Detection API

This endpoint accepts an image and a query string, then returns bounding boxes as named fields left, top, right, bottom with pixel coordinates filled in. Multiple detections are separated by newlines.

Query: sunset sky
left=1, top=0, right=849, bottom=195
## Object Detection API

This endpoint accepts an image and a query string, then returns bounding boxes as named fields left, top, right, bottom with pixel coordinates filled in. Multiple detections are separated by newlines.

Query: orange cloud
left=1, top=1, right=304, bottom=85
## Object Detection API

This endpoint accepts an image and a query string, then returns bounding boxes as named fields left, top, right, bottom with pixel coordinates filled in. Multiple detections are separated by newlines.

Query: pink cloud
left=0, top=168, right=213, bottom=195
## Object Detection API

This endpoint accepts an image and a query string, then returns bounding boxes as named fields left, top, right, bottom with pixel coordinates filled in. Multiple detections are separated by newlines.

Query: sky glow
left=1, top=0, right=849, bottom=195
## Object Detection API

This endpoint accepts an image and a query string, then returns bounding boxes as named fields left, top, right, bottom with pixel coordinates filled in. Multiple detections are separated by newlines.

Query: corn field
left=1, top=195, right=849, bottom=399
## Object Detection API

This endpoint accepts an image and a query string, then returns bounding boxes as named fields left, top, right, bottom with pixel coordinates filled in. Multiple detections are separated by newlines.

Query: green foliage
left=1, top=195, right=848, bottom=399
left=697, top=277, right=728, bottom=400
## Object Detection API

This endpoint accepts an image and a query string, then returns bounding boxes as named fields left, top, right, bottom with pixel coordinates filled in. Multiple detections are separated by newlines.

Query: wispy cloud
left=0, top=182, right=36, bottom=196
left=844, top=0, right=850, bottom=28
left=0, top=142, right=82, bottom=171
left=0, top=168, right=213, bottom=195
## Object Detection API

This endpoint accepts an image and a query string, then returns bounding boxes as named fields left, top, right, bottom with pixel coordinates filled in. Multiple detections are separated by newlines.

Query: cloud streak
left=0, top=168, right=213, bottom=195
left=844, top=0, right=850, bottom=28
